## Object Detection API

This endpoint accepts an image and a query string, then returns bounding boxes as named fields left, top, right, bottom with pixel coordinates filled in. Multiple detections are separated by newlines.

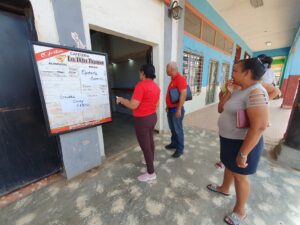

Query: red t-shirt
left=132, top=80, right=160, bottom=117
left=166, top=73, right=187, bottom=108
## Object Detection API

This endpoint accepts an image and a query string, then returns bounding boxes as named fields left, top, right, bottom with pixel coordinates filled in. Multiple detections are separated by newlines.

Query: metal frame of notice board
left=29, top=41, right=113, bottom=136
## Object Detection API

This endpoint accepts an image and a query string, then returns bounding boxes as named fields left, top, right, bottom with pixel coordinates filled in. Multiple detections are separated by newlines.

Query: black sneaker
left=165, top=144, right=176, bottom=150
left=172, top=152, right=183, bottom=158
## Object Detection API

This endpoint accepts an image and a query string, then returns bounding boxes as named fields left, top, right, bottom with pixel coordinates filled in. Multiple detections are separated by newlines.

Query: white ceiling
left=207, top=0, right=300, bottom=51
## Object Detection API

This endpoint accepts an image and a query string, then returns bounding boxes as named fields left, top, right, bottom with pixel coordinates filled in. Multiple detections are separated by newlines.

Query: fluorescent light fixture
left=265, top=41, right=272, bottom=47
left=128, top=58, right=133, bottom=61
left=250, top=0, right=263, bottom=8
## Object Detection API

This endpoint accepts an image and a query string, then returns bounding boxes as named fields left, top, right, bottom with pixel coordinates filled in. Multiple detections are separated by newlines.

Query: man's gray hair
left=167, top=62, right=178, bottom=72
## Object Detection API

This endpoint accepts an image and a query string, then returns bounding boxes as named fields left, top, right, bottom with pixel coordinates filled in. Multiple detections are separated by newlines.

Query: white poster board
left=31, top=42, right=112, bottom=135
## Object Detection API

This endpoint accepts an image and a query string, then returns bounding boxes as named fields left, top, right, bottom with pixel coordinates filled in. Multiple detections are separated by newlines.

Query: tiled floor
left=0, top=98, right=297, bottom=225
left=1, top=127, right=299, bottom=225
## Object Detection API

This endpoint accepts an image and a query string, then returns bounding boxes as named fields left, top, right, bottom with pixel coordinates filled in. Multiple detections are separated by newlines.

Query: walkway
left=184, top=98, right=292, bottom=146
left=1, top=124, right=299, bottom=225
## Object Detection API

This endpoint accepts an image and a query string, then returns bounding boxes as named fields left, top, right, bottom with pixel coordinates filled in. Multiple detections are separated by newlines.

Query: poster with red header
left=31, top=42, right=112, bottom=135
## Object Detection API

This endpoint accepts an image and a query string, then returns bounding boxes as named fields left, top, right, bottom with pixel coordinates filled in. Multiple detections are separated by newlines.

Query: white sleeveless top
left=218, top=83, right=269, bottom=140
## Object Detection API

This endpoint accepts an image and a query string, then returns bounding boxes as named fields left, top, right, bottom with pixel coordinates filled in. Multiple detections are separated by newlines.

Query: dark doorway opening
left=90, top=30, right=152, bottom=157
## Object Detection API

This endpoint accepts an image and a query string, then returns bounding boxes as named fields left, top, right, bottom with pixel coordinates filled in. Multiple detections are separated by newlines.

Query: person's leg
left=150, top=114, right=157, bottom=162
left=232, top=172, right=249, bottom=218
left=172, top=108, right=185, bottom=154
left=217, top=167, right=234, bottom=194
left=167, top=111, right=177, bottom=147
left=134, top=118, right=154, bottom=174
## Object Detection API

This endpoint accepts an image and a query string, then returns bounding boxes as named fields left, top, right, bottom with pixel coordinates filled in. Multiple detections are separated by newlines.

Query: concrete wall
left=253, top=47, right=291, bottom=58
left=187, top=0, right=252, bottom=57
left=30, top=0, right=59, bottom=44
left=284, top=25, right=300, bottom=79
left=182, top=0, right=251, bottom=113
left=81, top=0, right=166, bottom=131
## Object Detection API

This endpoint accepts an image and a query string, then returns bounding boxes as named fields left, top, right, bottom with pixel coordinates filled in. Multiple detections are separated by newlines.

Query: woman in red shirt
left=116, top=64, right=160, bottom=182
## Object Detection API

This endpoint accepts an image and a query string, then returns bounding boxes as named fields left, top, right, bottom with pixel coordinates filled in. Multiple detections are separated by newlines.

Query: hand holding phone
left=116, top=96, right=121, bottom=104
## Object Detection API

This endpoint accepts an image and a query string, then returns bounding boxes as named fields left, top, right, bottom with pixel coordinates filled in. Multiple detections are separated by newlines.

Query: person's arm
left=262, top=82, right=280, bottom=100
left=218, top=91, right=231, bottom=113
left=116, top=97, right=140, bottom=110
left=218, top=80, right=234, bottom=113
left=116, top=83, right=143, bottom=110
left=236, top=89, right=269, bottom=168
left=176, top=89, right=187, bottom=118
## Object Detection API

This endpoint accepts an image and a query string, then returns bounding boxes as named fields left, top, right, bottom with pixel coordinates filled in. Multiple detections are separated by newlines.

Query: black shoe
left=172, top=152, right=183, bottom=158
left=165, top=144, right=176, bottom=150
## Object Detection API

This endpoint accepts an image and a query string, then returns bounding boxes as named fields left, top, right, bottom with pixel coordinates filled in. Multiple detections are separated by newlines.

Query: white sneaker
left=137, top=172, right=157, bottom=182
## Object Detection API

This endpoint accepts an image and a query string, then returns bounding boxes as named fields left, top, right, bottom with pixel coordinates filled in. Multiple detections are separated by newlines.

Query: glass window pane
left=203, top=22, right=216, bottom=45
left=221, top=63, right=230, bottom=86
left=184, top=8, right=201, bottom=38
left=215, top=32, right=225, bottom=50
left=182, top=52, right=203, bottom=95
left=225, top=40, right=233, bottom=54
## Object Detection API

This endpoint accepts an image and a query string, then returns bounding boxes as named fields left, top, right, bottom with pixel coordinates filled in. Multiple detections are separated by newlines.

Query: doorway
left=90, top=30, right=152, bottom=157
left=0, top=4, right=61, bottom=196
left=206, top=60, right=219, bottom=105
left=271, top=56, right=286, bottom=86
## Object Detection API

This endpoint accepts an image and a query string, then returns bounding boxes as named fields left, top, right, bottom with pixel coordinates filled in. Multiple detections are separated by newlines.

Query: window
left=184, top=3, right=234, bottom=55
left=184, top=8, right=202, bottom=38
left=215, top=32, right=225, bottom=50
left=225, top=39, right=233, bottom=54
left=183, top=52, right=203, bottom=95
left=203, top=22, right=216, bottom=45
left=221, top=63, right=230, bottom=86
left=206, top=60, right=219, bottom=104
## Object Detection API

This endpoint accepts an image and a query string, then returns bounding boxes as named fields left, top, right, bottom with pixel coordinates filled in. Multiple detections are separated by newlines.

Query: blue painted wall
left=184, top=0, right=253, bottom=86
left=284, top=25, right=300, bottom=78
left=253, top=47, right=290, bottom=58
left=184, top=37, right=232, bottom=86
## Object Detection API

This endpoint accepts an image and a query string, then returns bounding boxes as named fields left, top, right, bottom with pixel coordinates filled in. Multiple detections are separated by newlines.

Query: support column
left=52, top=0, right=104, bottom=179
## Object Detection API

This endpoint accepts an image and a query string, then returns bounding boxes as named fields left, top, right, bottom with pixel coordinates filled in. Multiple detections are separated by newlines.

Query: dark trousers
left=134, top=113, right=157, bottom=174
left=167, top=108, right=185, bottom=153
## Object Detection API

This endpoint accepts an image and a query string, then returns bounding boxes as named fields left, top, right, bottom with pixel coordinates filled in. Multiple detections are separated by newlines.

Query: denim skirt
left=220, top=136, right=264, bottom=175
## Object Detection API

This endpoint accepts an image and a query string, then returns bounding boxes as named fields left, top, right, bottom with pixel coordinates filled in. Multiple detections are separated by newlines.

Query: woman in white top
left=258, top=54, right=281, bottom=99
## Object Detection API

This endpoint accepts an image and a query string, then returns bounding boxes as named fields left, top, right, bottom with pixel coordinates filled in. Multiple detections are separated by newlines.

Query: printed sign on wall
left=31, top=42, right=112, bottom=135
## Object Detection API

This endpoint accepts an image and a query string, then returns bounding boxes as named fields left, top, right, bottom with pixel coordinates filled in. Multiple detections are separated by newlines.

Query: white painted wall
left=184, top=85, right=221, bottom=114
left=184, top=88, right=208, bottom=114
left=30, top=0, right=59, bottom=44
left=81, top=0, right=166, bottom=131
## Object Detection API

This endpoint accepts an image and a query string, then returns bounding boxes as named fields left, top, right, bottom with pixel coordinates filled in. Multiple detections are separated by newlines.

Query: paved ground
left=0, top=98, right=297, bottom=225
left=1, top=126, right=300, bottom=225
left=184, top=98, right=291, bottom=145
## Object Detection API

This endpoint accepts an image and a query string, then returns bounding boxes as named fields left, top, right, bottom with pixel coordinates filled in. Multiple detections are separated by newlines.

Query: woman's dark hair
left=140, top=64, right=156, bottom=79
left=257, top=54, right=273, bottom=68
left=239, top=57, right=266, bottom=81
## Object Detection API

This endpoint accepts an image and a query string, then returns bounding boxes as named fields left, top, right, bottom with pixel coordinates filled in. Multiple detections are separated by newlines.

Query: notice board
left=31, top=42, right=112, bottom=135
